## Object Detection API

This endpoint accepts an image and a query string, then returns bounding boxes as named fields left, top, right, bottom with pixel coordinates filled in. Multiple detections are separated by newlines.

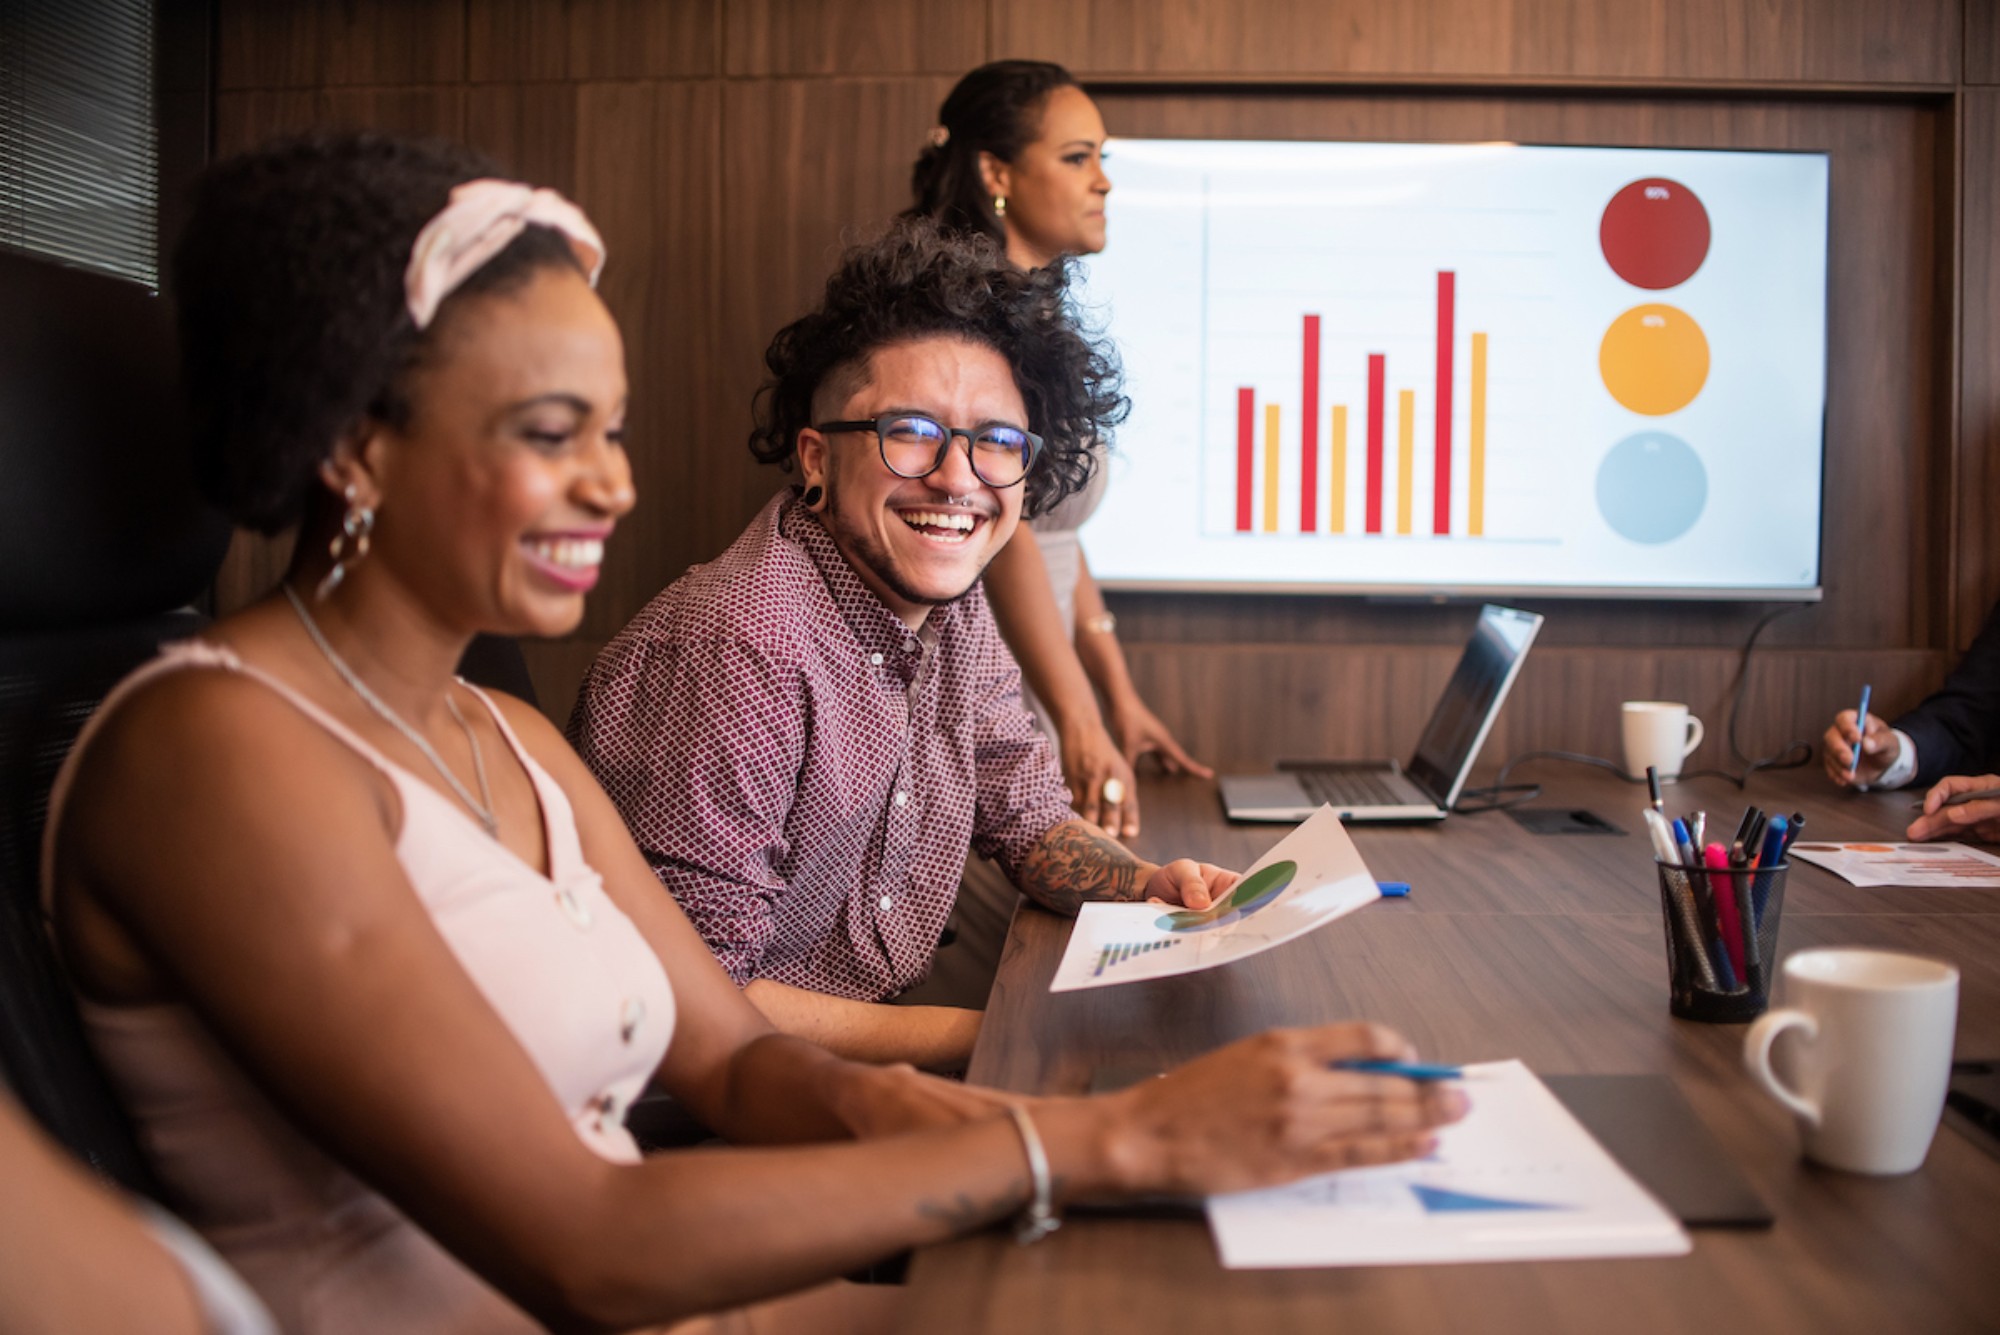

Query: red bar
left=1434, top=271, right=1455, bottom=535
left=1365, top=354, right=1385, bottom=534
left=1235, top=387, right=1255, bottom=532
left=1300, top=315, right=1320, bottom=533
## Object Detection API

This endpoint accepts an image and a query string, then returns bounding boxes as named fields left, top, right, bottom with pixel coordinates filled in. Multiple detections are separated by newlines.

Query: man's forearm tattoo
left=1018, top=819, right=1145, bottom=914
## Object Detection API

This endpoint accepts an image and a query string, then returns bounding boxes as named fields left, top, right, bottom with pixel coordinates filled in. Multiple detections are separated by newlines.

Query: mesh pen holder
left=1657, top=859, right=1788, bottom=1023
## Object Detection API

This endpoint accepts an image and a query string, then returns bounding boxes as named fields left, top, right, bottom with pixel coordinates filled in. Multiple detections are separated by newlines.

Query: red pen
left=1705, top=843, right=1747, bottom=982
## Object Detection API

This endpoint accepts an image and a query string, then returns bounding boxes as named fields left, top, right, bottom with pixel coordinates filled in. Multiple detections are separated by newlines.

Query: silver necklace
left=283, top=584, right=499, bottom=838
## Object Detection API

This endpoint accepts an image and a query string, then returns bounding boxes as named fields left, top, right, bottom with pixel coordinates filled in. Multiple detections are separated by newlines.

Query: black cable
left=1725, top=605, right=1815, bottom=779
left=1455, top=605, right=1815, bottom=812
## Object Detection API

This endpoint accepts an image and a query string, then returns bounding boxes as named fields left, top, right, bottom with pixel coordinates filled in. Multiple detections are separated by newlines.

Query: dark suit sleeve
left=1895, top=599, right=2000, bottom=787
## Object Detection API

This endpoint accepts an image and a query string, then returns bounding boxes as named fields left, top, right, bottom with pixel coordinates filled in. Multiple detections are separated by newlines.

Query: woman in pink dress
left=41, top=131, right=1462, bottom=1334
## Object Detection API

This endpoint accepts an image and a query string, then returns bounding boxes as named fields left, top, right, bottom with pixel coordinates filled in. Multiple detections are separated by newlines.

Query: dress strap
left=40, top=640, right=422, bottom=907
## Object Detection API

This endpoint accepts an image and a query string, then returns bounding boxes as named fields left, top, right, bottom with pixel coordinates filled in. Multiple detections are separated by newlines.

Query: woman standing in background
left=902, top=62, right=1214, bottom=1006
left=906, top=60, right=1212, bottom=840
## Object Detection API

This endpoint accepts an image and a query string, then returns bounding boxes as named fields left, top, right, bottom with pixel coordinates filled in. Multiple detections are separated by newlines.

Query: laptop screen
left=1405, top=606, right=1543, bottom=803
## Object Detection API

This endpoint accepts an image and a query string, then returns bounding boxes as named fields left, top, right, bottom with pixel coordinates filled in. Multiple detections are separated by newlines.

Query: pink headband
left=403, top=178, right=606, bottom=329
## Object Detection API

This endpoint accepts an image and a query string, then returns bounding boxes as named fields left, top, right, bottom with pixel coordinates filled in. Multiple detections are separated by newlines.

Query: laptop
left=1218, top=604, right=1543, bottom=822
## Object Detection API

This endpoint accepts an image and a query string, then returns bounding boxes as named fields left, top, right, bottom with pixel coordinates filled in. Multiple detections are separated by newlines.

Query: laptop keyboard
left=1294, top=768, right=1417, bottom=808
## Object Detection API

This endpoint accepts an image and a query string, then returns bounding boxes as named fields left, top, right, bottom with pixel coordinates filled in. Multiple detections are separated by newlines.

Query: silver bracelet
left=1080, top=611, right=1117, bottom=635
left=1005, top=1104, right=1061, bottom=1245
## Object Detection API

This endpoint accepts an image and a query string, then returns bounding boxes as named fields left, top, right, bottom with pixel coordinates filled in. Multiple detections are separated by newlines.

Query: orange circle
left=1599, top=304, right=1710, bottom=415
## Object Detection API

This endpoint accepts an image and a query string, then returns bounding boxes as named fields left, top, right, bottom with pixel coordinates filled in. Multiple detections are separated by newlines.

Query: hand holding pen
left=1823, top=691, right=1896, bottom=789
left=1906, top=774, right=2000, bottom=843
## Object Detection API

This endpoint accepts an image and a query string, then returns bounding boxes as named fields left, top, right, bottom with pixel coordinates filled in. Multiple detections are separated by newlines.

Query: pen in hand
left=1847, top=683, right=1872, bottom=778
left=1332, top=1059, right=1464, bottom=1081
left=1912, top=786, right=2000, bottom=812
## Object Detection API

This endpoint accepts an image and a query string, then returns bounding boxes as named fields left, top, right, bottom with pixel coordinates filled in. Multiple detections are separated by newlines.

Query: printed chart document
left=1206, top=1060, right=1690, bottom=1268
left=1048, top=805, right=1377, bottom=993
left=1787, top=841, right=2000, bottom=889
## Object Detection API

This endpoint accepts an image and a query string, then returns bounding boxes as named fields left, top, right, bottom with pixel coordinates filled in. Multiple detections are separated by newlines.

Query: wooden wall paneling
left=1123, top=643, right=1946, bottom=774
left=994, top=0, right=1957, bottom=86
left=1087, top=90, right=1949, bottom=656
left=712, top=77, right=959, bottom=551
left=516, top=637, right=606, bottom=728
left=468, top=0, right=721, bottom=82
left=568, top=80, right=724, bottom=641
left=464, top=84, right=580, bottom=194
left=216, top=0, right=465, bottom=90
left=466, top=0, right=572, bottom=83
left=212, top=88, right=469, bottom=156
left=1970, top=1, right=2000, bottom=84
left=723, top=0, right=987, bottom=77
left=1957, top=89, right=2000, bottom=648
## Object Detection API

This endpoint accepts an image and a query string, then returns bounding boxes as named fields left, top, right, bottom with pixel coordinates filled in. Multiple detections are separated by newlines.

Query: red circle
left=1600, top=178, right=1711, bottom=290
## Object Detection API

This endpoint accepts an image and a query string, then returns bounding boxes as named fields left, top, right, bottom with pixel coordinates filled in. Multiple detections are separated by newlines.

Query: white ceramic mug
left=1743, top=948, right=1960, bottom=1175
left=1620, top=701, right=1704, bottom=781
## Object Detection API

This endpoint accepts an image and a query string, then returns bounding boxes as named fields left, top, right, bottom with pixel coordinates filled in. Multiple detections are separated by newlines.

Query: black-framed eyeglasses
left=814, top=412, right=1044, bottom=489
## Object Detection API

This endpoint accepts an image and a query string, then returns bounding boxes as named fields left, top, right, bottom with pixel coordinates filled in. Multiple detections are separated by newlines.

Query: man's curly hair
left=749, top=218, right=1127, bottom=519
left=172, top=130, right=582, bottom=535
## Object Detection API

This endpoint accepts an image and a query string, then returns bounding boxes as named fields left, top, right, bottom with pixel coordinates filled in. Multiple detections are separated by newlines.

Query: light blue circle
left=1596, top=432, right=1707, bottom=544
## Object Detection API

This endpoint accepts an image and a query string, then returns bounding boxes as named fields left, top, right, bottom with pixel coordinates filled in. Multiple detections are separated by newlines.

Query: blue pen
left=1848, top=683, right=1872, bottom=777
left=1671, top=818, right=1698, bottom=868
left=1750, top=815, right=1789, bottom=932
left=1333, top=1059, right=1463, bottom=1081
left=1375, top=881, right=1412, bottom=898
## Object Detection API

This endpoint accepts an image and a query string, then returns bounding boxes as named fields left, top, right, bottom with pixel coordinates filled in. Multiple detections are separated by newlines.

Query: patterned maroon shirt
left=568, top=492, right=1075, bottom=1000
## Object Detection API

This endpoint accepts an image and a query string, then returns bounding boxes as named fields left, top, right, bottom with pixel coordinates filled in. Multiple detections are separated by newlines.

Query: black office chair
left=0, top=248, right=232, bottom=1189
left=0, top=243, right=544, bottom=1188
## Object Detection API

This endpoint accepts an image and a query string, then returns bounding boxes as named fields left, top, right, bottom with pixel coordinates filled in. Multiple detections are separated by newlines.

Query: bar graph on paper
left=1072, top=140, right=1829, bottom=595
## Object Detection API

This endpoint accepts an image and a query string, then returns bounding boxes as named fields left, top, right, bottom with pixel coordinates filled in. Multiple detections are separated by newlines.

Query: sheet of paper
left=1048, top=805, right=1378, bottom=993
left=1786, top=841, right=2000, bottom=888
left=1206, top=1060, right=1691, bottom=1268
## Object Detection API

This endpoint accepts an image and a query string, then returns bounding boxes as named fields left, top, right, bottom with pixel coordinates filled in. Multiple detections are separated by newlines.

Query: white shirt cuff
left=1867, top=729, right=1920, bottom=790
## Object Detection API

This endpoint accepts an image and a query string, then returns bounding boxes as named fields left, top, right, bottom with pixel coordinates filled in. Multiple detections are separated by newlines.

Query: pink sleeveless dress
left=41, top=641, right=677, bottom=1333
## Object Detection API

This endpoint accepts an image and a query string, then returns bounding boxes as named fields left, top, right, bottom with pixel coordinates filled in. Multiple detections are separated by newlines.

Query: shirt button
left=619, top=997, right=647, bottom=1044
left=557, top=886, right=594, bottom=929
left=894, top=790, right=909, bottom=807
left=868, top=652, right=884, bottom=666
left=878, top=894, right=893, bottom=912
left=903, top=638, right=917, bottom=653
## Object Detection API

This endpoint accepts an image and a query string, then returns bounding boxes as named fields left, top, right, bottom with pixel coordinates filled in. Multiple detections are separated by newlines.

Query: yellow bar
left=1470, top=332, right=1488, bottom=537
left=1329, top=405, right=1347, bottom=535
left=1262, top=403, right=1281, bottom=533
left=1396, top=389, right=1415, bottom=536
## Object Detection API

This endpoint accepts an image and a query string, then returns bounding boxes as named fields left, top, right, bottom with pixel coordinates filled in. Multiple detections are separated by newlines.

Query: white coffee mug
left=1743, top=948, right=1959, bottom=1175
left=1621, top=701, right=1704, bottom=781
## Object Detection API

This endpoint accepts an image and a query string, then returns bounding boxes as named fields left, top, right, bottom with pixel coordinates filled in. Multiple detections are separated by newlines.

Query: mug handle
left=1682, top=715, right=1705, bottom=758
left=1744, top=1008, right=1822, bottom=1126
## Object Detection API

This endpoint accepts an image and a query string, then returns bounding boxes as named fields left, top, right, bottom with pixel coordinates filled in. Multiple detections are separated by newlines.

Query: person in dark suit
left=1824, top=600, right=2000, bottom=838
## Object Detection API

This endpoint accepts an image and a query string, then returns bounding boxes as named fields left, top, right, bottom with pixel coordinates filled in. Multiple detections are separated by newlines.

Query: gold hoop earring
left=316, top=485, right=376, bottom=601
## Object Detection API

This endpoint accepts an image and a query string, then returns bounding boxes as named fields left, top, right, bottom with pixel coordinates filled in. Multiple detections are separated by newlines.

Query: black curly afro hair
left=171, top=130, right=584, bottom=534
left=749, top=217, right=1126, bottom=519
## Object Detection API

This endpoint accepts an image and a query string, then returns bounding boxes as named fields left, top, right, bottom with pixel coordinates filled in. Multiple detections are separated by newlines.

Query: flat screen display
left=1073, top=139, right=1829, bottom=599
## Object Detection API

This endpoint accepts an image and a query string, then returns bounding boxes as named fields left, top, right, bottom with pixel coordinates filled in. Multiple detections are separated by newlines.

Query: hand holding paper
left=1051, top=806, right=1382, bottom=992
left=1143, top=858, right=1241, bottom=910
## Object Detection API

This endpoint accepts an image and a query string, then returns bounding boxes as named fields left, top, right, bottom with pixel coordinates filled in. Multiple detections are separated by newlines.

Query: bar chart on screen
left=1073, top=140, right=1827, bottom=597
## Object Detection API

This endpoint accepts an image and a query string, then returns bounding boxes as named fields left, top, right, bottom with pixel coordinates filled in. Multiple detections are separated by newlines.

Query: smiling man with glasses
left=570, top=221, right=1239, bottom=1070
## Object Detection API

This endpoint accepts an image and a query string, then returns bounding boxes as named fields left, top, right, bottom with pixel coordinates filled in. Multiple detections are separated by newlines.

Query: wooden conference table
left=898, top=767, right=2000, bottom=1334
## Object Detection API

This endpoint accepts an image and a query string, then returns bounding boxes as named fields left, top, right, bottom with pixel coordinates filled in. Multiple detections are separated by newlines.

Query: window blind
left=0, top=0, right=159, bottom=290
